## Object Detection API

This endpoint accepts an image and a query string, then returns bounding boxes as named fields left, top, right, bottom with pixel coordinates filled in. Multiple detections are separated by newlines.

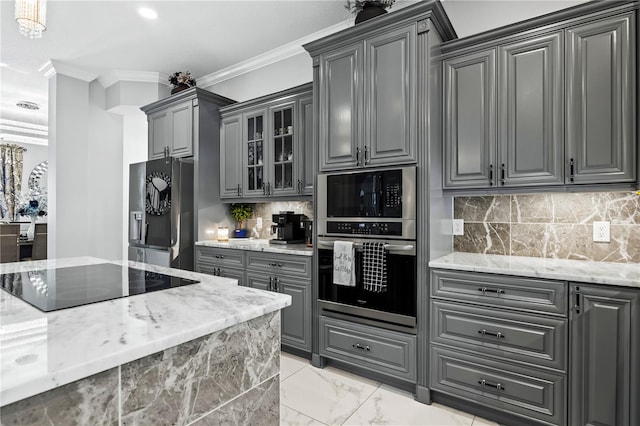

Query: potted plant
left=229, top=203, right=252, bottom=238
left=168, top=71, right=196, bottom=94
left=345, top=0, right=396, bottom=24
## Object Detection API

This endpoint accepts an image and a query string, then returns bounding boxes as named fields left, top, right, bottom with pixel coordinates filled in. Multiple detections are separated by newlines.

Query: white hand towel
left=333, top=241, right=356, bottom=286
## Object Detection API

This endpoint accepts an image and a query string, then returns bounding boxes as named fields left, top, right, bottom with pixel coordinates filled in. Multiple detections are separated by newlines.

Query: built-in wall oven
left=317, top=166, right=417, bottom=333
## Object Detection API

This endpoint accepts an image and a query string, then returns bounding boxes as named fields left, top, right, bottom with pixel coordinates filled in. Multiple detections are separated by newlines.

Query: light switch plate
left=256, top=217, right=263, bottom=229
left=593, top=221, right=610, bottom=242
left=452, top=219, right=464, bottom=236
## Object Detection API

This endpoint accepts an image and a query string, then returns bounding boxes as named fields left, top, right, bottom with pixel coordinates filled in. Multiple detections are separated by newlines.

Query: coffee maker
left=270, top=212, right=307, bottom=244
left=303, top=219, right=313, bottom=247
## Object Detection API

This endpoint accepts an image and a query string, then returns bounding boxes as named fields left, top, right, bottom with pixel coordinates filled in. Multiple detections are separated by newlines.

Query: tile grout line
left=338, top=382, right=382, bottom=426
left=186, top=372, right=280, bottom=426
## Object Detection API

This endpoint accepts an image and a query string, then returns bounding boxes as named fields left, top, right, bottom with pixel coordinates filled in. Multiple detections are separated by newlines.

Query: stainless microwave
left=317, top=166, right=416, bottom=240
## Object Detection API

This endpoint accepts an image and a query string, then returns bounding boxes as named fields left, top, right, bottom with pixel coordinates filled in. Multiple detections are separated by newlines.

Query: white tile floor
left=280, top=352, right=499, bottom=426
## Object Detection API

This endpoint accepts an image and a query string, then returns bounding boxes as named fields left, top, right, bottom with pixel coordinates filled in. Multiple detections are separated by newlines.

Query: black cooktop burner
left=0, top=263, right=200, bottom=312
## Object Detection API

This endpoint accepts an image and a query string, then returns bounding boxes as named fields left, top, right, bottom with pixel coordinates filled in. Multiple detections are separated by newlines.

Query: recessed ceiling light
left=16, top=101, right=40, bottom=110
left=138, top=7, right=158, bottom=20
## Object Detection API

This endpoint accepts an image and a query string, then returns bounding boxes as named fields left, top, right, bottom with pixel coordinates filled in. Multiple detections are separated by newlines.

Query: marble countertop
left=196, top=239, right=313, bottom=256
left=0, top=257, right=291, bottom=407
left=429, top=252, right=640, bottom=288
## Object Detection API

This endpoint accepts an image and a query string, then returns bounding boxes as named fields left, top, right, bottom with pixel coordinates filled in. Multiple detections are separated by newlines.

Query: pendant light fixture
left=15, top=0, right=47, bottom=39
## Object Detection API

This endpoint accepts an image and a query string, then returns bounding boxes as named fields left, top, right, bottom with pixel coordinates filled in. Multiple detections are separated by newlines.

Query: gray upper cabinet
left=142, top=88, right=234, bottom=162
left=570, top=283, right=640, bottom=426
left=298, top=95, right=314, bottom=195
left=442, top=4, right=637, bottom=191
left=242, top=108, right=268, bottom=198
left=219, top=114, right=242, bottom=198
left=148, top=99, right=194, bottom=159
left=443, top=50, right=496, bottom=188
left=365, top=25, right=416, bottom=166
left=318, top=43, right=362, bottom=170
left=219, top=83, right=313, bottom=200
left=566, top=13, right=636, bottom=184
left=498, top=32, right=564, bottom=187
left=317, top=24, right=418, bottom=171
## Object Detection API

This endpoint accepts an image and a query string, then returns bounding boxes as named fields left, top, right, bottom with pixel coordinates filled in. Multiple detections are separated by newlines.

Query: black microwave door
left=326, top=170, right=402, bottom=218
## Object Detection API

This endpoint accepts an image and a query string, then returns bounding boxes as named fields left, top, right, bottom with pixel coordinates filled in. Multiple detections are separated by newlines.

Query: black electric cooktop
left=0, top=263, right=200, bottom=312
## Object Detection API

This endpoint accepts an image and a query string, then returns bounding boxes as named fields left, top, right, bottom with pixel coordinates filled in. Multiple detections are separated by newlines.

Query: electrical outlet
left=452, top=219, right=464, bottom=236
left=256, top=217, right=263, bottom=229
left=593, top=221, right=610, bottom=243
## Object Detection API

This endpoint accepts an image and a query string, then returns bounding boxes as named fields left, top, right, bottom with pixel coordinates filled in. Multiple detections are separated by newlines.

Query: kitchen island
left=0, top=257, right=291, bottom=425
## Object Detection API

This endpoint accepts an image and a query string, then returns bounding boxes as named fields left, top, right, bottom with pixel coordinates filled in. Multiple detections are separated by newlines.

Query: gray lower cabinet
left=245, top=252, right=312, bottom=352
left=320, top=316, right=416, bottom=382
left=196, top=247, right=313, bottom=353
left=430, top=269, right=568, bottom=425
left=566, top=13, right=636, bottom=185
left=431, top=346, right=566, bottom=426
left=195, top=246, right=246, bottom=286
left=569, top=283, right=640, bottom=426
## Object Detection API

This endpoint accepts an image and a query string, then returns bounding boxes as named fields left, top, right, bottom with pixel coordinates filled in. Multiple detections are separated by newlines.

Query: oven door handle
left=318, top=241, right=414, bottom=252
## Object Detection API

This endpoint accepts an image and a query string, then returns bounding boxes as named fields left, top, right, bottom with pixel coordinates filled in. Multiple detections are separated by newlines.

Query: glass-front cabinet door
left=270, top=102, right=297, bottom=195
left=243, top=109, right=266, bottom=197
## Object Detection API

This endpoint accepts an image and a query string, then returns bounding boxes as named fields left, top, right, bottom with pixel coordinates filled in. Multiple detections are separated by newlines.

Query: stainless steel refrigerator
left=128, top=157, right=194, bottom=270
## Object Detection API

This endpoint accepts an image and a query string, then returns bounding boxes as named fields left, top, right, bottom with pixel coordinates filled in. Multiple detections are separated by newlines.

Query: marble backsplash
left=454, top=192, right=640, bottom=263
left=247, top=201, right=313, bottom=240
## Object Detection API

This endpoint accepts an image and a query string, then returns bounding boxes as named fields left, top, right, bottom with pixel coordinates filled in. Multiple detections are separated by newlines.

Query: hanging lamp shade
left=15, top=0, right=47, bottom=39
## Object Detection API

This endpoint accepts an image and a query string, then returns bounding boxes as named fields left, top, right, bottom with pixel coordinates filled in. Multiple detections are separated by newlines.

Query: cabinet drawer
left=431, top=300, right=567, bottom=371
left=431, top=346, right=566, bottom=426
left=195, top=246, right=245, bottom=268
left=431, top=270, right=567, bottom=316
left=246, top=252, right=311, bottom=277
left=320, top=316, right=416, bottom=382
left=195, top=264, right=245, bottom=286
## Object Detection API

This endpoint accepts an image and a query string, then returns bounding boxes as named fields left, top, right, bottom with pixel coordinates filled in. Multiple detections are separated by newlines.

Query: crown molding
left=0, top=119, right=49, bottom=146
left=39, top=60, right=97, bottom=82
left=198, top=19, right=352, bottom=88
left=98, top=70, right=170, bottom=89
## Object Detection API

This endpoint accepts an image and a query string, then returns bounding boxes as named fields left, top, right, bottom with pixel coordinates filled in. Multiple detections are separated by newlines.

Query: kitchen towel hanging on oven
left=362, top=242, right=387, bottom=292
left=333, top=241, right=356, bottom=286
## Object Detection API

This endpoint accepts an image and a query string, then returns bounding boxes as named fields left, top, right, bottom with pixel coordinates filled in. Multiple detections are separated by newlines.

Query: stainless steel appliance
left=270, top=212, right=307, bottom=244
left=317, top=236, right=417, bottom=332
left=317, top=166, right=416, bottom=240
left=128, top=157, right=194, bottom=270
left=0, top=263, right=199, bottom=312
left=303, top=218, right=313, bottom=247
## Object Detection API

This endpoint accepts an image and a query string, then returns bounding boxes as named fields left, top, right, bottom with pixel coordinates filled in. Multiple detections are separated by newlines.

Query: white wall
left=202, top=53, right=313, bottom=102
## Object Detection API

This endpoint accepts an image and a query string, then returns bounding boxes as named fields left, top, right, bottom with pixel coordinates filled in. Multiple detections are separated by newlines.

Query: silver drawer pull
left=352, top=343, right=370, bottom=351
left=478, top=287, right=505, bottom=295
left=478, top=379, right=504, bottom=391
left=478, top=329, right=505, bottom=339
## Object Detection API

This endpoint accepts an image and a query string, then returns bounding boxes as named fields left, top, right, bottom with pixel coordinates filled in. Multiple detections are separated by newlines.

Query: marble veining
left=429, top=252, right=640, bottom=288
left=195, top=239, right=312, bottom=256
left=0, top=368, right=119, bottom=425
left=454, top=192, right=640, bottom=263
left=121, top=312, right=280, bottom=425
left=0, top=257, right=290, bottom=407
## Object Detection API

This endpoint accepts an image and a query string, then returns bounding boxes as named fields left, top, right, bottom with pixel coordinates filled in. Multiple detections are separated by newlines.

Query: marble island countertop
left=196, top=239, right=313, bottom=256
left=0, top=257, right=291, bottom=407
left=429, top=252, right=640, bottom=288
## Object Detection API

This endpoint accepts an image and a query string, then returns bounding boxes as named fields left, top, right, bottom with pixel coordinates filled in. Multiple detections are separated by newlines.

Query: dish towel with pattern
left=362, top=241, right=387, bottom=293
left=333, top=241, right=356, bottom=286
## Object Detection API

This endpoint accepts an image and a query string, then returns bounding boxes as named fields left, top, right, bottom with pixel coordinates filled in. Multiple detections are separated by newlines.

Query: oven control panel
left=326, top=221, right=403, bottom=236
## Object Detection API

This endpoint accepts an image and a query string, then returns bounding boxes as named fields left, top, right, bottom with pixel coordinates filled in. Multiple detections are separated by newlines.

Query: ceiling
left=0, top=0, right=589, bottom=144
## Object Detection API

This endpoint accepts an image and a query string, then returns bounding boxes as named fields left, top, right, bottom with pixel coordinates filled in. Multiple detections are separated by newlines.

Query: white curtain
left=0, top=144, right=25, bottom=220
